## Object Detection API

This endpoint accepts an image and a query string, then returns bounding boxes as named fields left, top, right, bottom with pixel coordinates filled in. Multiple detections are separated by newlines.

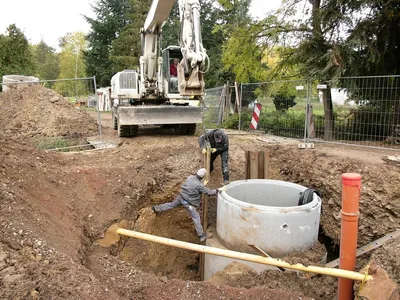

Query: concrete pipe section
left=205, top=179, right=322, bottom=280
left=2, top=75, right=39, bottom=93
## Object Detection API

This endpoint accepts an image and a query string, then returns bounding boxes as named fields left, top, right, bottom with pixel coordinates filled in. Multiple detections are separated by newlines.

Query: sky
left=0, top=0, right=282, bottom=51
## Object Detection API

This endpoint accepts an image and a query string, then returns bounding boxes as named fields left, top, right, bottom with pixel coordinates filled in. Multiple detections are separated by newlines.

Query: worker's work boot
left=199, top=232, right=213, bottom=242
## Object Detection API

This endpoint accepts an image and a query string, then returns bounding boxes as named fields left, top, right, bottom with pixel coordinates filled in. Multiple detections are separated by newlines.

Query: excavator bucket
left=177, top=64, right=205, bottom=97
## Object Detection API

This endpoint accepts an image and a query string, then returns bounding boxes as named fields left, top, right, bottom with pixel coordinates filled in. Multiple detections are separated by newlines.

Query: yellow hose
left=116, top=228, right=373, bottom=282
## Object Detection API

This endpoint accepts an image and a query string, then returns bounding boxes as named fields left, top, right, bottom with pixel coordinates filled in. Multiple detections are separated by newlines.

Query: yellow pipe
left=116, top=228, right=373, bottom=282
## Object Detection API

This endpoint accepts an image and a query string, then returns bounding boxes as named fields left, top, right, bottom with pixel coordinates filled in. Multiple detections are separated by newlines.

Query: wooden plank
left=258, top=151, right=264, bottom=179
left=202, top=145, right=211, bottom=231
left=217, top=85, right=226, bottom=125
left=248, top=245, right=285, bottom=272
left=234, top=81, right=240, bottom=113
left=200, top=144, right=211, bottom=281
left=245, top=151, right=270, bottom=180
left=224, top=83, right=230, bottom=122
left=263, top=151, right=270, bottom=179
left=245, top=151, right=250, bottom=179
left=249, top=151, right=259, bottom=179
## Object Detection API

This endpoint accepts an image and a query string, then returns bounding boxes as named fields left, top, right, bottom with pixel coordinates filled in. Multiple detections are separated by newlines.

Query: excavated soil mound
left=208, top=261, right=338, bottom=299
left=370, top=236, right=400, bottom=285
left=0, top=85, right=98, bottom=138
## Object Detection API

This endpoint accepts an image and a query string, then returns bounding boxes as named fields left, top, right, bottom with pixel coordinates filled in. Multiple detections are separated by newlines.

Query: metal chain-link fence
left=240, top=80, right=308, bottom=139
left=204, top=75, right=400, bottom=150
left=310, top=76, right=400, bottom=149
left=0, top=77, right=105, bottom=151
left=203, top=86, right=226, bottom=126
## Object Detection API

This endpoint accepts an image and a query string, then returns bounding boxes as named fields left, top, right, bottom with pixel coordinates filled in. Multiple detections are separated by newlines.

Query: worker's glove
left=218, top=186, right=226, bottom=193
left=211, top=148, right=217, bottom=153
left=204, top=180, right=208, bottom=186
left=202, top=148, right=207, bottom=154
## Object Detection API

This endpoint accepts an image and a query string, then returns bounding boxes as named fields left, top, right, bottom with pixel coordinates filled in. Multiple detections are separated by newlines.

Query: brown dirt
left=0, top=102, right=399, bottom=299
left=140, top=278, right=311, bottom=300
left=282, top=241, right=327, bottom=265
left=0, top=86, right=98, bottom=139
left=119, top=207, right=201, bottom=280
left=208, top=261, right=338, bottom=299
left=355, top=260, right=399, bottom=300
left=368, top=236, right=400, bottom=285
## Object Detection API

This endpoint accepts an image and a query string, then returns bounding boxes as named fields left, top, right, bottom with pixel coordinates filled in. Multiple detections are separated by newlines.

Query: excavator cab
left=162, top=45, right=204, bottom=97
left=162, top=46, right=182, bottom=94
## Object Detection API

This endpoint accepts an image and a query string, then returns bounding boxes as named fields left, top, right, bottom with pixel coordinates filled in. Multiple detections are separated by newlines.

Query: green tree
left=201, top=0, right=236, bottom=87
left=110, top=0, right=151, bottom=71
left=221, top=24, right=268, bottom=83
left=160, top=1, right=180, bottom=48
left=0, top=24, right=34, bottom=82
left=253, top=0, right=399, bottom=80
left=54, top=32, right=87, bottom=96
left=32, top=40, right=59, bottom=80
left=254, top=0, right=400, bottom=139
left=84, top=0, right=131, bottom=86
left=215, top=0, right=258, bottom=84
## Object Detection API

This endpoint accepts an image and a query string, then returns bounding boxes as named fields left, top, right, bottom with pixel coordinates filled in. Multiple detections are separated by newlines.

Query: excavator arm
left=110, top=0, right=206, bottom=136
left=140, top=0, right=207, bottom=98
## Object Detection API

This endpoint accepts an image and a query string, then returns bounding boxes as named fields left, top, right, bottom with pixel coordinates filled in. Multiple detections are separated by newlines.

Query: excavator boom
left=110, top=0, right=208, bottom=137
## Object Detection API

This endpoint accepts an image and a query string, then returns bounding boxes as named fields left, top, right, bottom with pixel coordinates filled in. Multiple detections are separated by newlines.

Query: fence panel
left=0, top=77, right=103, bottom=151
left=240, top=80, right=308, bottom=139
left=203, top=86, right=226, bottom=127
left=309, top=76, right=400, bottom=149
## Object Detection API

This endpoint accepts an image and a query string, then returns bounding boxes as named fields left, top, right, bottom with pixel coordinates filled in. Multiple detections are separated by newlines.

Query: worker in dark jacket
left=152, top=168, right=220, bottom=242
left=198, top=129, right=229, bottom=184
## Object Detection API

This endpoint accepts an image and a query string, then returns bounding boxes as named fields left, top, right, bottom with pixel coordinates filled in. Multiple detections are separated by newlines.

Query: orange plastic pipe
left=338, top=173, right=362, bottom=300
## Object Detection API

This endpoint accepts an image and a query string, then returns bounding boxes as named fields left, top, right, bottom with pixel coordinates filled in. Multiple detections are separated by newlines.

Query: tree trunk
left=322, top=86, right=334, bottom=141
left=311, top=0, right=322, bottom=39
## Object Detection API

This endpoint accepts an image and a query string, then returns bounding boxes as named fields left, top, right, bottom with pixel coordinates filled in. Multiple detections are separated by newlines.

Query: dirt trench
left=1, top=105, right=400, bottom=299
left=78, top=130, right=400, bottom=300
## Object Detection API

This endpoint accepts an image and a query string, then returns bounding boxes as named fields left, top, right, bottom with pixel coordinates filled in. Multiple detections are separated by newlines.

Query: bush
left=313, top=106, right=395, bottom=141
left=258, top=110, right=305, bottom=138
left=273, top=94, right=297, bottom=111
left=223, top=109, right=252, bottom=130
left=223, top=108, right=305, bottom=138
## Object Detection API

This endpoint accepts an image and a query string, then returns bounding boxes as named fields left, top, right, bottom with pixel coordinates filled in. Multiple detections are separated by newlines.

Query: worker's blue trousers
left=153, top=194, right=204, bottom=237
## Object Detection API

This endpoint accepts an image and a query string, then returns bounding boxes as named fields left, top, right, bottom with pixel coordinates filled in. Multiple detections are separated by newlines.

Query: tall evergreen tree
left=110, top=0, right=152, bottom=71
left=161, top=1, right=180, bottom=49
left=0, top=24, right=34, bottom=82
left=84, top=0, right=131, bottom=86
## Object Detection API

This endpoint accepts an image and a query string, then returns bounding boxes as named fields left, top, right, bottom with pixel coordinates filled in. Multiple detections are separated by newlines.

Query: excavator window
left=162, top=47, right=182, bottom=94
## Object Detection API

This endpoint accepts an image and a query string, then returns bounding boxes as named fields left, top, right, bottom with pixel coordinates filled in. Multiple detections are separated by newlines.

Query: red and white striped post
left=250, top=103, right=262, bottom=130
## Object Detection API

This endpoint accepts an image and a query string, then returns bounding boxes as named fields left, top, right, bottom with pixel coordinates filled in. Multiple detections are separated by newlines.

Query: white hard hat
left=197, top=168, right=207, bottom=178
